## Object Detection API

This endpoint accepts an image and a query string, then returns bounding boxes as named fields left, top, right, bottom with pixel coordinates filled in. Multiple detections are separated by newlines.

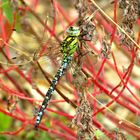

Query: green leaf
left=1, top=0, right=14, bottom=24
left=15, top=13, right=21, bottom=31
left=0, top=136, right=7, bottom=140
left=0, top=112, right=12, bottom=131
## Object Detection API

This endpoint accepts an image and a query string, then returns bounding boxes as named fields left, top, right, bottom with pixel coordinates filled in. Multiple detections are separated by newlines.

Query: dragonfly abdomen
left=35, top=56, right=72, bottom=129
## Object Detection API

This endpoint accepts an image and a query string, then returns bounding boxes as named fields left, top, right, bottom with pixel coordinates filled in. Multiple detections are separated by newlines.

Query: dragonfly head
left=66, top=26, right=80, bottom=37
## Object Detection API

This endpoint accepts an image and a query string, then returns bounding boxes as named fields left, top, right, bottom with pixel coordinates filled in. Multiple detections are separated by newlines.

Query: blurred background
left=0, top=0, right=140, bottom=139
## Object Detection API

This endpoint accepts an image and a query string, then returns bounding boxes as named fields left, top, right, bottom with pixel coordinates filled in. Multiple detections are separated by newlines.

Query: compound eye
left=70, top=26, right=74, bottom=30
left=66, top=26, right=80, bottom=36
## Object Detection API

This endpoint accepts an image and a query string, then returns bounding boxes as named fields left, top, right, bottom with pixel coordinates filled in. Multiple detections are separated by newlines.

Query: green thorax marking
left=61, top=26, right=80, bottom=59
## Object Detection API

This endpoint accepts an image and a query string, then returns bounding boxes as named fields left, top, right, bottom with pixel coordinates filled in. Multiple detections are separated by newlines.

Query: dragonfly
left=1, top=17, right=97, bottom=129
left=34, top=26, right=81, bottom=129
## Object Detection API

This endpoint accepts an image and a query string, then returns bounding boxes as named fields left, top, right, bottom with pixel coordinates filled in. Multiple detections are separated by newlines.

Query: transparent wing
left=0, top=38, right=64, bottom=90
left=2, top=40, right=63, bottom=68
